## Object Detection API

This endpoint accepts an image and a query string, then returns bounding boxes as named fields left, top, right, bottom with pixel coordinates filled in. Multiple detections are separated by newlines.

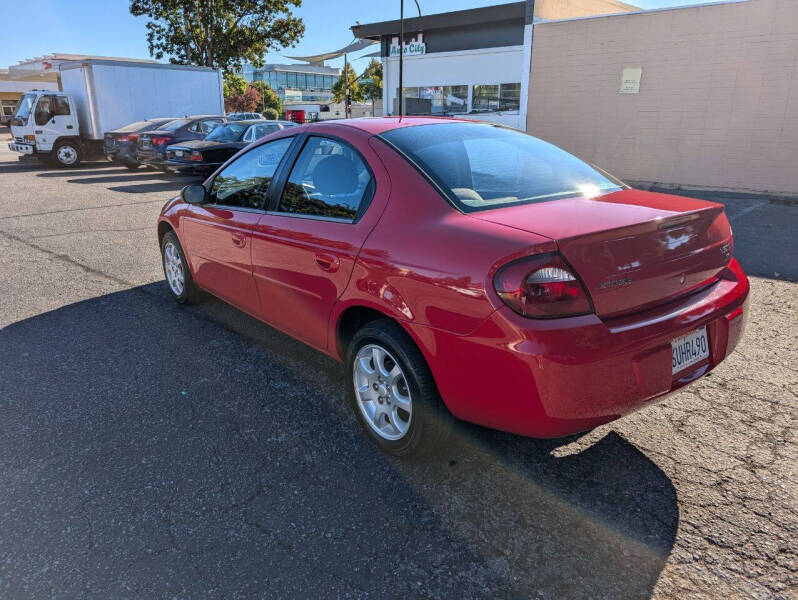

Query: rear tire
left=347, top=319, right=453, bottom=457
left=122, top=160, right=140, bottom=171
left=161, top=231, right=200, bottom=304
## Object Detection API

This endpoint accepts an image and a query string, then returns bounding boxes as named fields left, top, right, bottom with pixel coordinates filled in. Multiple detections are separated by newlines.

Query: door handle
left=66, top=125, right=73, bottom=129
left=231, top=233, right=246, bottom=248
left=315, top=253, right=340, bottom=272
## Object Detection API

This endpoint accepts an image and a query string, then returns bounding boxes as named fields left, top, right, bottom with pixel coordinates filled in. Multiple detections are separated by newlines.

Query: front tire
left=122, top=160, right=140, bottom=171
left=52, top=141, right=82, bottom=168
left=347, top=320, right=452, bottom=457
left=161, top=231, right=200, bottom=304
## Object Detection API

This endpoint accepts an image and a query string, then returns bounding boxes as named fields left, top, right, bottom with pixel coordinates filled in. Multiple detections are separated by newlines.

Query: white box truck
left=8, top=59, right=224, bottom=167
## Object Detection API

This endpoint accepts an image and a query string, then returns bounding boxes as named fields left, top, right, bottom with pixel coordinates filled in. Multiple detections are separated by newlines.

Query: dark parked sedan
left=103, top=118, right=175, bottom=170
left=165, top=120, right=297, bottom=175
left=136, top=115, right=226, bottom=171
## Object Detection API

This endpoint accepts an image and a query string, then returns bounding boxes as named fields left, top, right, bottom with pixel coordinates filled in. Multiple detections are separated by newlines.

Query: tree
left=248, top=80, right=282, bottom=114
left=332, top=63, right=364, bottom=106
left=262, top=107, right=279, bottom=120
left=129, top=0, right=305, bottom=72
left=360, top=58, right=383, bottom=116
left=225, top=86, right=261, bottom=113
left=223, top=71, right=247, bottom=97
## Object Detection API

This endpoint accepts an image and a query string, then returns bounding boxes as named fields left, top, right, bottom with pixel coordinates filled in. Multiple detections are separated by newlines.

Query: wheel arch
left=333, top=302, right=430, bottom=360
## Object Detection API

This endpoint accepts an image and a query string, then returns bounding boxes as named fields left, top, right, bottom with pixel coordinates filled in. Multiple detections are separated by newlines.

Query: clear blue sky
left=1, top=0, right=718, bottom=72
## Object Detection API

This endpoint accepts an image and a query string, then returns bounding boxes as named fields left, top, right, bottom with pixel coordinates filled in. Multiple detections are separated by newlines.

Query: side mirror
left=181, top=184, right=207, bottom=205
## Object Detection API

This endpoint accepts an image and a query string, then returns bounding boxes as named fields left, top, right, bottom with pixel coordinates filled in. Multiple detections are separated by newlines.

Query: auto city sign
left=390, top=42, right=426, bottom=57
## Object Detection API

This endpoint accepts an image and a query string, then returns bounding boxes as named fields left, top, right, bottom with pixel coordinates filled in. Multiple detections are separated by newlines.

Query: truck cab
left=9, top=91, right=82, bottom=167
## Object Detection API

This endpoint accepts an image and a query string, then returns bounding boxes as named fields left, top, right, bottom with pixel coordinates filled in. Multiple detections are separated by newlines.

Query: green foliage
left=248, top=80, right=282, bottom=114
left=129, top=0, right=305, bottom=71
left=332, top=63, right=364, bottom=104
left=223, top=71, right=247, bottom=97
left=361, top=58, right=383, bottom=102
left=262, top=107, right=280, bottom=120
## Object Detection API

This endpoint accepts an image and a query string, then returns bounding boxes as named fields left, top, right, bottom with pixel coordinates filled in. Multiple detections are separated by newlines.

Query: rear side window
left=276, top=137, right=373, bottom=220
left=209, top=137, right=293, bottom=208
left=380, top=122, right=624, bottom=212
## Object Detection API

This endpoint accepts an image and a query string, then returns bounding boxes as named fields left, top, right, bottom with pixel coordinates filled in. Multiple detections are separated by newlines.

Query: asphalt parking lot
left=0, top=133, right=796, bottom=600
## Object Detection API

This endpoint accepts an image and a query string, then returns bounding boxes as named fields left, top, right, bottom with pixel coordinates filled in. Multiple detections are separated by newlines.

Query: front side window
left=277, top=137, right=373, bottom=220
left=34, top=95, right=56, bottom=125
left=380, top=123, right=624, bottom=213
left=209, top=137, right=293, bottom=208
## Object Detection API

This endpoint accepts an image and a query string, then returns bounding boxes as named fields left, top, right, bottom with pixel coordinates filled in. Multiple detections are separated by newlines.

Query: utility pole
left=344, top=52, right=350, bottom=119
left=398, top=0, right=404, bottom=117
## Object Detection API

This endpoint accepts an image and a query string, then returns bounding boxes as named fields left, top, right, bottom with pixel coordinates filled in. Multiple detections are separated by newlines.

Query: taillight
left=151, top=135, right=172, bottom=146
left=188, top=151, right=203, bottom=161
left=119, top=134, right=139, bottom=142
left=493, top=253, right=593, bottom=318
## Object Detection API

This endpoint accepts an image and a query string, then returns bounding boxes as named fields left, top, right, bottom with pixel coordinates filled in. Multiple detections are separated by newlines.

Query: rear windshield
left=205, top=123, right=247, bottom=142
left=159, top=119, right=190, bottom=131
left=380, top=122, right=624, bottom=212
left=117, top=119, right=171, bottom=133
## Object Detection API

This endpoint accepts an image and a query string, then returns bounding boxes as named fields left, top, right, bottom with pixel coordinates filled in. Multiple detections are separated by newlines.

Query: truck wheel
left=53, top=141, right=82, bottom=168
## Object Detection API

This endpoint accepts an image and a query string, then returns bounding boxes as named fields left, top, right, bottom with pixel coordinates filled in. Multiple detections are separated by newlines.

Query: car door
left=250, top=132, right=390, bottom=352
left=181, top=136, right=295, bottom=317
left=33, top=94, right=77, bottom=151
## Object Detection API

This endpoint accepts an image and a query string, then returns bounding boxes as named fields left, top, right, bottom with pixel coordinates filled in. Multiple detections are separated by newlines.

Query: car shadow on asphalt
left=0, top=282, right=678, bottom=598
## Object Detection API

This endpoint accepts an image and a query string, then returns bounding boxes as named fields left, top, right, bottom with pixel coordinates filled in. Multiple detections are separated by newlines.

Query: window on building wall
left=277, top=72, right=288, bottom=88
left=472, top=85, right=499, bottom=112
left=472, top=83, right=521, bottom=112
left=287, top=72, right=297, bottom=87
left=499, top=83, right=521, bottom=111
left=396, top=86, right=468, bottom=115
left=296, top=73, right=306, bottom=89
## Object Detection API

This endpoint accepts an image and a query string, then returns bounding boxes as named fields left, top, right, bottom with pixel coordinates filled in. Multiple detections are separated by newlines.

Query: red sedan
left=157, top=117, right=749, bottom=456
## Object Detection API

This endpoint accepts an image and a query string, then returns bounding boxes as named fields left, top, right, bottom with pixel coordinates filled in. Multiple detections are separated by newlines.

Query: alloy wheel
left=353, top=344, right=413, bottom=440
left=163, top=241, right=185, bottom=296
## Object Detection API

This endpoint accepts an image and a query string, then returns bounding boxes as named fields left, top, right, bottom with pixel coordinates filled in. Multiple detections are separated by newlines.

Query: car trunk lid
left=472, top=190, right=733, bottom=318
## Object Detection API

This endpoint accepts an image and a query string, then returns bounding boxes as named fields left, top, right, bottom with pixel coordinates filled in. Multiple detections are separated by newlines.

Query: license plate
left=671, top=326, right=709, bottom=375
left=175, top=150, right=184, bottom=157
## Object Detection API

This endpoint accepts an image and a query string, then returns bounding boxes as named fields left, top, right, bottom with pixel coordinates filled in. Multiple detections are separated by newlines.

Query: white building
left=352, top=0, right=636, bottom=130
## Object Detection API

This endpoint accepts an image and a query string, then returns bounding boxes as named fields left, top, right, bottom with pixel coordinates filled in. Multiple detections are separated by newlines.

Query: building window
left=472, top=84, right=499, bottom=112
left=277, top=72, right=288, bottom=88
left=472, top=83, right=521, bottom=112
left=396, top=86, right=468, bottom=115
left=500, top=83, right=521, bottom=111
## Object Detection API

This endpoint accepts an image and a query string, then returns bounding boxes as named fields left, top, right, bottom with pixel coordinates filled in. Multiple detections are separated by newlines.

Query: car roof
left=317, top=116, right=472, bottom=136
left=227, top=119, right=267, bottom=125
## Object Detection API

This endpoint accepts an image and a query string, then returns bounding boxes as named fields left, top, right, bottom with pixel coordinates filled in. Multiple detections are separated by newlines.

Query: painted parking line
left=727, top=200, right=767, bottom=222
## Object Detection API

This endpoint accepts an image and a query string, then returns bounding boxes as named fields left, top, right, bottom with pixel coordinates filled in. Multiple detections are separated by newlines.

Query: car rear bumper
left=412, top=258, right=750, bottom=438
left=136, top=149, right=165, bottom=166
